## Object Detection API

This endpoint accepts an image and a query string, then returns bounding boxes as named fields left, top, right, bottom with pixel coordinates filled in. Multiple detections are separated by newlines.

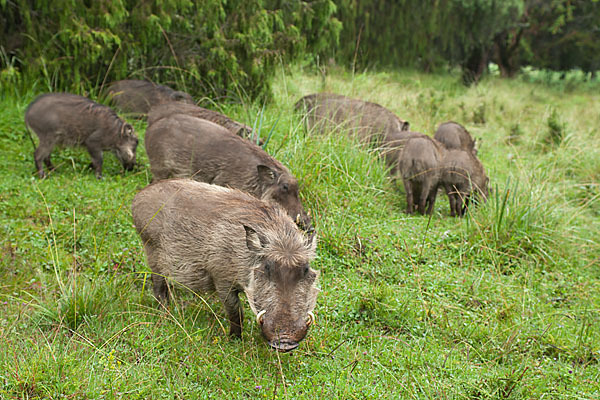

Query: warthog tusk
left=296, top=214, right=301, bottom=224
left=306, top=311, right=315, bottom=326
left=256, top=310, right=266, bottom=324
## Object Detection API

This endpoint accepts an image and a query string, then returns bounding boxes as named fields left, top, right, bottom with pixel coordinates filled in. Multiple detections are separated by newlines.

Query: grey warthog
left=106, top=80, right=194, bottom=116
left=132, top=179, right=319, bottom=352
left=25, top=93, right=138, bottom=179
left=398, top=136, right=447, bottom=215
left=147, top=102, right=260, bottom=143
left=441, top=149, right=489, bottom=217
left=295, top=93, right=410, bottom=144
left=434, top=121, right=477, bottom=156
left=145, top=114, right=312, bottom=232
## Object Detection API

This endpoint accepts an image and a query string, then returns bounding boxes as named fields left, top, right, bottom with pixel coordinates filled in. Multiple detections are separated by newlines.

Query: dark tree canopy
left=1, top=0, right=598, bottom=96
left=0, top=0, right=341, bottom=100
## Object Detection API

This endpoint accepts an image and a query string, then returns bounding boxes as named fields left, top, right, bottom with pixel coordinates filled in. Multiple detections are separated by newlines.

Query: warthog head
left=244, top=226, right=319, bottom=352
left=114, top=123, right=138, bottom=171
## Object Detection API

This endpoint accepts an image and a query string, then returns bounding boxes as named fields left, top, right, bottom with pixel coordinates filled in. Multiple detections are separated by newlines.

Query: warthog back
left=147, top=102, right=258, bottom=143
left=379, top=130, right=429, bottom=174
left=25, top=93, right=138, bottom=179
left=295, top=93, right=410, bottom=144
left=106, top=80, right=193, bottom=116
left=434, top=121, right=477, bottom=156
left=398, top=136, right=446, bottom=215
left=145, top=114, right=312, bottom=231
left=132, top=179, right=319, bottom=352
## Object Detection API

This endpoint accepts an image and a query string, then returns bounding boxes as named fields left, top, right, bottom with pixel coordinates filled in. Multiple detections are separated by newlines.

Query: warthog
left=441, top=149, right=489, bottom=217
left=106, top=80, right=194, bottom=116
left=132, top=179, right=319, bottom=352
left=398, top=136, right=447, bottom=215
left=25, top=93, right=138, bottom=179
left=295, top=93, right=410, bottom=144
left=147, top=102, right=260, bottom=144
left=434, top=121, right=477, bottom=156
left=145, top=114, right=312, bottom=232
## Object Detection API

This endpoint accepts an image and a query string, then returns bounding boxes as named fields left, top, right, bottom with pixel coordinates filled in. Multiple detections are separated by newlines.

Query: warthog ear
left=244, top=225, right=266, bottom=253
left=257, top=165, right=278, bottom=184
left=122, top=123, right=134, bottom=136
left=171, top=91, right=188, bottom=101
left=235, top=127, right=249, bottom=138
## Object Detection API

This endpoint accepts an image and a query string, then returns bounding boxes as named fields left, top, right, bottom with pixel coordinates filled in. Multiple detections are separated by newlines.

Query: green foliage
left=463, top=179, right=561, bottom=272
left=1, top=67, right=600, bottom=398
left=334, top=0, right=524, bottom=79
left=332, top=0, right=597, bottom=83
left=545, top=108, right=567, bottom=145
left=0, top=0, right=340, bottom=100
left=34, top=279, right=110, bottom=331
left=520, top=0, right=600, bottom=74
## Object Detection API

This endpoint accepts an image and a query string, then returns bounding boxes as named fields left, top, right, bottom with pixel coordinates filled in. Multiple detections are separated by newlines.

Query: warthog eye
left=264, top=262, right=272, bottom=278
left=282, top=183, right=289, bottom=192
left=303, top=265, right=309, bottom=277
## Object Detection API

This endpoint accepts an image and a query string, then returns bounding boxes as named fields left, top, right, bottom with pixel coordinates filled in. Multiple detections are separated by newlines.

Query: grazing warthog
left=25, top=93, right=138, bottom=179
left=295, top=93, right=410, bottom=144
left=145, top=114, right=312, bottom=232
left=434, top=121, right=477, bottom=155
left=441, top=149, right=489, bottom=217
left=147, top=102, right=259, bottom=143
left=106, top=80, right=194, bottom=116
left=132, top=179, right=319, bottom=352
left=398, top=136, right=447, bottom=215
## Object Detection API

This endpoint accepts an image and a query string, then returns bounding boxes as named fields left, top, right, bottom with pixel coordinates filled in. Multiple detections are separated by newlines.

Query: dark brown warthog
left=106, top=80, right=194, bottom=116
left=25, top=93, right=138, bottom=179
left=295, top=93, right=410, bottom=144
left=441, top=149, right=489, bottom=217
left=147, top=102, right=259, bottom=143
left=145, top=114, right=312, bottom=232
left=398, top=136, right=447, bottom=215
left=434, top=121, right=477, bottom=156
left=132, top=179, right=319, bottom=352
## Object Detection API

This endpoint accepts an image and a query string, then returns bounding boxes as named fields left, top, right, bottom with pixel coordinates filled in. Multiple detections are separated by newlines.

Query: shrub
left=0, top=0, right=340, bottom=101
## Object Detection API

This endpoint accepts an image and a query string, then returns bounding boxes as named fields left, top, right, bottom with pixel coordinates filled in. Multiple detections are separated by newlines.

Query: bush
left=0, top=0, right=340, bottom=101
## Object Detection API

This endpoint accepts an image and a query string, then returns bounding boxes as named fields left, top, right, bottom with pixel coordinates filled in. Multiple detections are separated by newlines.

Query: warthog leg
left=218, top=286, right=243, bottom=338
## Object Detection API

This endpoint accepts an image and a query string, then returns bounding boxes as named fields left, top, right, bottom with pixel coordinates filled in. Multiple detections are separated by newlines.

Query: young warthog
left=106, top=80, right=194, bottom=116
left=398, top=136, right=447, bottom=215
left=434, top=121, right=477, bottom=156
left=132, top=179, right=319, bottom=352
left=145, top=114, right=312, bottom=232
left=295, top=93, right=410, bottom=144
left=25, top=93, right=138, bottom=179
left=441, top=149, right=489, bottom=217
left=147, top=102, right=259, bottom=143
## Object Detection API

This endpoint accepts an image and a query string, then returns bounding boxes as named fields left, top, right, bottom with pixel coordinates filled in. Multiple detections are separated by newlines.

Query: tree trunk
left=462, top=47, right=488, bottom=86
left=493, top=28, right=524, bottom=78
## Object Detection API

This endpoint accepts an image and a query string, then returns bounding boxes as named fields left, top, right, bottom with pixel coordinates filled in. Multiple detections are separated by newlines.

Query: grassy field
left=0, top=66, right=599, bottom=399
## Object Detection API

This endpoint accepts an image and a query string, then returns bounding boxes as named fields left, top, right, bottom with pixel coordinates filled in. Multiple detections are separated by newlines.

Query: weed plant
left=0, top=66, right=599, bottom=398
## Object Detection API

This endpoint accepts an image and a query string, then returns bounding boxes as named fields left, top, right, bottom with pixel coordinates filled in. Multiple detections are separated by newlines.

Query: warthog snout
left=257, top=310, right=315, bottom=352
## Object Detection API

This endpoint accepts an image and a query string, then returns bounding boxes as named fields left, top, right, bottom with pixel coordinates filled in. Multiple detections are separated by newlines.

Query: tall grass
left=0, top=67, right=599, bottom=398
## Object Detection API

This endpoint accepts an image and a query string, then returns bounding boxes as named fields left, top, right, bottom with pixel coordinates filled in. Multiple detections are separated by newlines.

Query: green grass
left=1, top=66, right=599, bottom=399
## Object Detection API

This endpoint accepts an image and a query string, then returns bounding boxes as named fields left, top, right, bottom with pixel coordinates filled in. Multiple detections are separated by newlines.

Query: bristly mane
left=261, top=225, right=314, bottom=268
left=76, top=97, right=129, bottom=136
